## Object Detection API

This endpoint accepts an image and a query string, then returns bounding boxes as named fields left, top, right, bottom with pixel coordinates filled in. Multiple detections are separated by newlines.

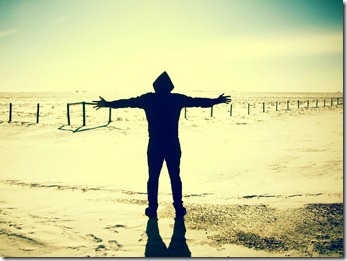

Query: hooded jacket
left=106, top=71, right=219, bottom=142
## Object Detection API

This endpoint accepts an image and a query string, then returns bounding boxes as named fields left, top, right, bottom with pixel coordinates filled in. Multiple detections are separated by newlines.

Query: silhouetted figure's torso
left=143, top=93, right=182, bottom=143
left=108, top=92, right=216, bottom=143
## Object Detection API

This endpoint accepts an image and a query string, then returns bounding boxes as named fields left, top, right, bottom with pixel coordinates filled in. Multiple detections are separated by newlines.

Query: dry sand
left=0, top=93, right=343, bottom=257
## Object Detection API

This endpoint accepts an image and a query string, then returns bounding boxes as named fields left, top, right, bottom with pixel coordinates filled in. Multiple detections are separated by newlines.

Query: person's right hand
left=93, top=96, right=107, bottom=110
left=217, top=93, right=231, bottom=104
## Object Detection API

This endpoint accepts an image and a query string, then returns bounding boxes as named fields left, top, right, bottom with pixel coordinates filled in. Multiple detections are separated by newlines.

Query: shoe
left=175, top=207, right=187, bottom=219
left=145, top=207, right=157, bottom=219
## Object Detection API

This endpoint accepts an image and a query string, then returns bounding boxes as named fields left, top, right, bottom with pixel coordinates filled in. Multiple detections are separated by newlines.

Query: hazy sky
left=0, top=0, right=343, bottom=93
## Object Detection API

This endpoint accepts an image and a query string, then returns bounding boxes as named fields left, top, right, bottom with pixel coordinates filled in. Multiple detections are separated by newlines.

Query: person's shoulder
left=171, top=93, right=187, bottom=99
left=170, top=93, right=190, bottom=107
left=139, top=92, right=154, bottom=99
left=139, top=92, right=153, bottom=96
left=137, top=92, right=155, bottom=106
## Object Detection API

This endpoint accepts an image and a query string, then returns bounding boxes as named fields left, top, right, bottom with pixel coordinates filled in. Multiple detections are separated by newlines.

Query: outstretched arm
left=183, top=93, right=231, bottom=108
left=93, top=95, right=145, bottom=110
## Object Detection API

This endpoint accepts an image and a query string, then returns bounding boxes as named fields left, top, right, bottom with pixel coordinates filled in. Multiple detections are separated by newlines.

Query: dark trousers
left=147, top=139, right=183, bottom=210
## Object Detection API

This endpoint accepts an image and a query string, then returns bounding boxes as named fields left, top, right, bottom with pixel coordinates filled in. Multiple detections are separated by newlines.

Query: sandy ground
left=0, top=96, right=343, bottom=257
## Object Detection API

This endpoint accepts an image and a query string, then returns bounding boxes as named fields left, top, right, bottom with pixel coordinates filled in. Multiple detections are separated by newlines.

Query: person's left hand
left=93, top=96, right=107, bottom=110
left=217, top=93, right=231, bottom=104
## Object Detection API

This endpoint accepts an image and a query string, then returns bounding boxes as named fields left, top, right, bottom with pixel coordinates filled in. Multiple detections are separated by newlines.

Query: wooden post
left=263, top=102, right=265, bottom=113
left=331, top=98, right=333, bottom=107
left=108, top=107, right=112, bottom=123
left=276, top=101, right=278, bottom=111
left=248, top=103, right=250, bottom=115
left=184, top=107, right=187, bottom=119
left=9, top=103, right=12, bottom=122
left=307, top=100, right=309, bottom=108
left=82, top=102, right=86, bottom=126
left=67, top=104, right=70, bottom=125
left=337, top=98, right=339, bottom=105
left=36, top=103, right=40, bottom=123
left=316, top=99, right=318, bottom=108
left=324, top=99, right=326, bottom=107
left=287, top=101, right=290, bottom=110
left=230, top=104, right=232, bottom=116
left=210, top=106, right=213, bottom=117
left=297, top=100, right=300, bottom=109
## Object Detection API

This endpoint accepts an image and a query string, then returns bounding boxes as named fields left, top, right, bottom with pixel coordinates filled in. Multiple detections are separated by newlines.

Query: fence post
left=263, top=102, right=265, bottom=113
left=331, top=98, right=333, bottom=107
left=324, top=99, right=326, bottom=107
left=297, top=100, right=300, bottom=109
left=316, top=99, right=318, bottom=108
left=67, top=104, right=70, bottom=125
left=82, top=102, right=86, bottom=126
left=184, top=107, right=187, bottom=119
left=9, top=103, right=12, bottom=122
left=230, top=104, right=233, bottom=116
left=276, top=101, right=278, bottom=111
left=248, top=103, right=250, bottom=115
left=210, top=106, right=213, bottom=117
left=337, top=98, right=339, bottom=105
left=287, top=101, right=290, bottom=110
left=108, top=107, right=112, bottom=123
left=307, top=100, right=309, bottom=108
left=36, top=103, right=40, bottom=123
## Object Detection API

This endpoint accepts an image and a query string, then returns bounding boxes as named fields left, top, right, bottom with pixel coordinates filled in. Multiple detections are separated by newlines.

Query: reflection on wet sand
left=145, top=218, right=191, bottom=257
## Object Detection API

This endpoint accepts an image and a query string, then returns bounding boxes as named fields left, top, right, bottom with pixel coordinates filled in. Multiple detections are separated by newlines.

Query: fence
left=6, top=103, right=41, bottom=123
left=2, top=96, right=344, bottom=125
left=247, top=97, right=343, bottom=115
left=185, top=97, right=343, bottom=118
left=66, top=102, right=113, bottom=126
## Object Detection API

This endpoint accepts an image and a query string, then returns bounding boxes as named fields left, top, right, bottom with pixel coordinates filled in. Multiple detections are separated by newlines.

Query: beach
left=0, top=92, right=343, bottom=257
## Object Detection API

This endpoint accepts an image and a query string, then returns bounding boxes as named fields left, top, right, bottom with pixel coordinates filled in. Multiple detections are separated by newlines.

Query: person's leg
left=146, top=141, right=164, bottom=217
left=165, top=142, right=186, bottom=217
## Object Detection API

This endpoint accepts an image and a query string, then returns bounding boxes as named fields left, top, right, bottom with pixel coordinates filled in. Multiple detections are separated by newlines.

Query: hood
left=153, top=71, right=174, bottom=93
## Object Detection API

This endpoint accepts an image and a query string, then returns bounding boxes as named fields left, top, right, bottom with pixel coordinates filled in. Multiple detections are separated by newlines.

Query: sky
left=0, top=0, right=344, bottom=93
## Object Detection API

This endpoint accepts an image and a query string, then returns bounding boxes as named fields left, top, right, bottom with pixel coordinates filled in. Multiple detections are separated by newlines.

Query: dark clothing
left=106, top=92, right=218, bottom=211
left=107, top=92, right=218, bottom=143
left=147, top=139, right=182, bottom=210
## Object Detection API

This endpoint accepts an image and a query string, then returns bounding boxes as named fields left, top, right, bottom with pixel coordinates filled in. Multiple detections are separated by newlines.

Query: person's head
left=153, top=71, right=174, bottom=93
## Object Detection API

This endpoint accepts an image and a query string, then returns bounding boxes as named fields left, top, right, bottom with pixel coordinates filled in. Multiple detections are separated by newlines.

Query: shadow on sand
left=58, top=123, right=110, bottom=133
left=145, top=218, right=191, bottom=257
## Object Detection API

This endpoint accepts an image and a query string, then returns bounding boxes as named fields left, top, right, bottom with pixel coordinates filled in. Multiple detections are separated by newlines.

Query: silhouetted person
left=145, top=217, right=191, bottom=257
left=93, top=71, right=231, bottom=218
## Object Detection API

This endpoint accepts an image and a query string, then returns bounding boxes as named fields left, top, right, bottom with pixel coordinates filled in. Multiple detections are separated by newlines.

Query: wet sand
left=0, top=180, right=343, bottom=257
